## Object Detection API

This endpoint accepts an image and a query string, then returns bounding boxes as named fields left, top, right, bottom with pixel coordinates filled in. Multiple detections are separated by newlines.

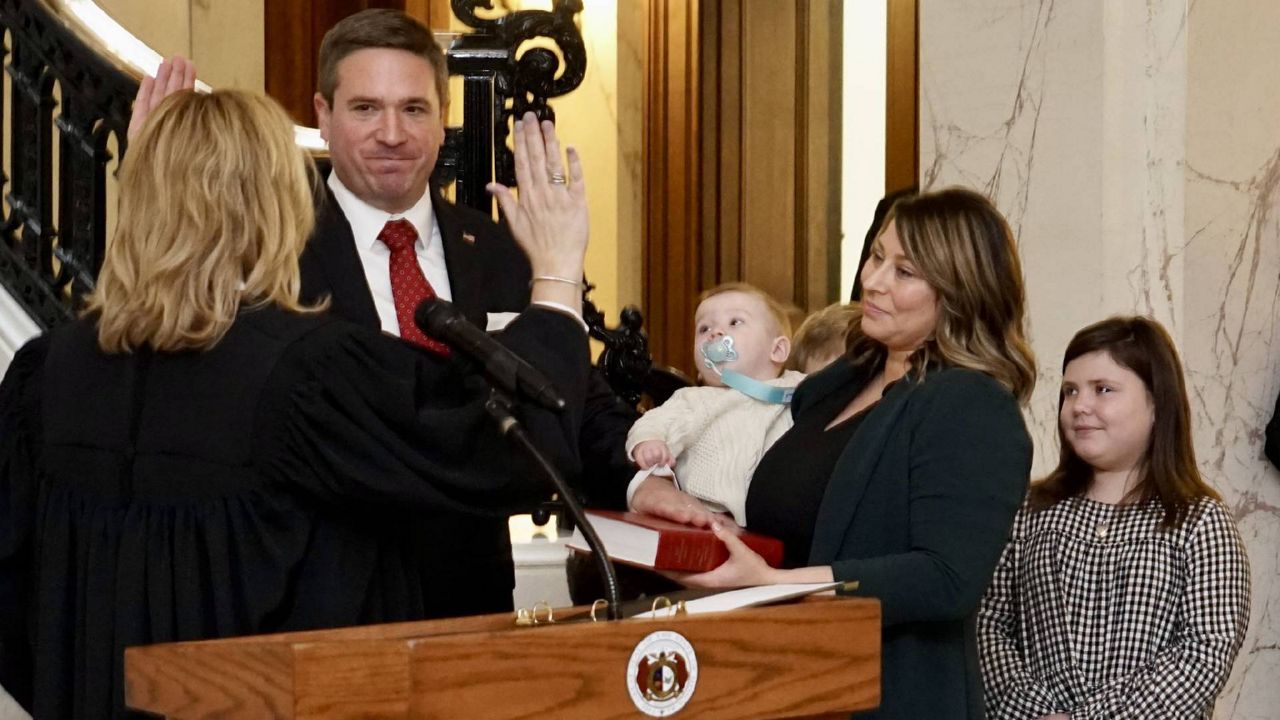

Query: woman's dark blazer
left=800, top=357, right=1032, bottom=719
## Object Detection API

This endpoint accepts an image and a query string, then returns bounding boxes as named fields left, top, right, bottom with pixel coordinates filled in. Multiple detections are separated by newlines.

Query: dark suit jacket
left=800, top=358, right=1032, bottom=719
left=299, top=185, right=635, bottom=616
left=1266, top=388, right=1280, bottom=471
left=300, top=187, right=532, bottom=338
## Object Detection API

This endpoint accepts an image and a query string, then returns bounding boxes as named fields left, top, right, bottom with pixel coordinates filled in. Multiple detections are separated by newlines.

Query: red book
left=566, top=509, right=785, bottom=572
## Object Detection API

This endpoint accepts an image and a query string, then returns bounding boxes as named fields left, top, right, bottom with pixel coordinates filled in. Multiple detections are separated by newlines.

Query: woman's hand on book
left=664, top=521, right=782, bottom=588
left=668, top=523, right=836, bottom=589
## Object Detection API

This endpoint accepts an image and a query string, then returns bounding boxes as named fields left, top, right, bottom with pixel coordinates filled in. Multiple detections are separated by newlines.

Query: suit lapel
left=433, top=192, right=488, bottom=328
left=310, top=189, right=381, bottom=329
left=808, top=367, right=917, bottom=565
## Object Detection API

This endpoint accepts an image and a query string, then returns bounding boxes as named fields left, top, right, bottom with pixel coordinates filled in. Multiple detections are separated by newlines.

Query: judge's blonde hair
left=86, top=89, right=321, bottom=352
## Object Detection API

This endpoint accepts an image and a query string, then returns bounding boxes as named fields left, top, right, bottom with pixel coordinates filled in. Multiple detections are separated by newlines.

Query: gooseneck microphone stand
left=483, top=388, right=623, bottom=621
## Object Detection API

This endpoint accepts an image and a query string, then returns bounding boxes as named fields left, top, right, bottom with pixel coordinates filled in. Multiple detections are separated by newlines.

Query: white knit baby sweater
left=625, top=370, right=806, bottom=525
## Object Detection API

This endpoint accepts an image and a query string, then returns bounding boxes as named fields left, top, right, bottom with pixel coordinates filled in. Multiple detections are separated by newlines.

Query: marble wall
left=920, top=0, right=1280, bottom=717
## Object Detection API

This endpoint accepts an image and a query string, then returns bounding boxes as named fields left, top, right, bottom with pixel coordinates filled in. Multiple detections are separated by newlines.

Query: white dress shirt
left=327, top=172, right=452, bottom=337
left=326, top=172, right=586, bottom=333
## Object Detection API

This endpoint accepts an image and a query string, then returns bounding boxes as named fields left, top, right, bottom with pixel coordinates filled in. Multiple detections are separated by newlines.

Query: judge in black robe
left=0, top=86, right=591, bottom=719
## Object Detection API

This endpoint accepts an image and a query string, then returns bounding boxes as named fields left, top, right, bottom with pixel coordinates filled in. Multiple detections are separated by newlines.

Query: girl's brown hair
left=1030, top=316, right=1219, bottom=527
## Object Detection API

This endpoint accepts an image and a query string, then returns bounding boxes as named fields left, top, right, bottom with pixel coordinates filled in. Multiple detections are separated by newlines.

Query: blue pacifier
left=699, top=335, right=739, bottom=373
left=698, top=335, right=793, bottom=404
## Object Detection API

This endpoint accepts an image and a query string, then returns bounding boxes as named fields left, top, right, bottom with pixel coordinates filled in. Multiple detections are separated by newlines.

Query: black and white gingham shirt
left=978, top=495, right=1250, bottom=719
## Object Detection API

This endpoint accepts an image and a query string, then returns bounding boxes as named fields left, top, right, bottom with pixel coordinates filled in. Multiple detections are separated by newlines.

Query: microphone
left=415, top=298, right=567, bottom=413
left=420, top=298, right=623, bottom=618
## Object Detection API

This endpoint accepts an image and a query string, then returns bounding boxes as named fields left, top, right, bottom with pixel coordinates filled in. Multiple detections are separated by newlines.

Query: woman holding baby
left=632, top=186, right=1036, bottom=719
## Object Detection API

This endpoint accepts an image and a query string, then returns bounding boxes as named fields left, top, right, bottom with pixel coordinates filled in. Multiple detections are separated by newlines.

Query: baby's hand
left=633, top=440, right=675, bottom=469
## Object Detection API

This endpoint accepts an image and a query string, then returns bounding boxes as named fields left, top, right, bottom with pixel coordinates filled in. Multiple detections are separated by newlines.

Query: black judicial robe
left=0, top=304, right=588, bottom=719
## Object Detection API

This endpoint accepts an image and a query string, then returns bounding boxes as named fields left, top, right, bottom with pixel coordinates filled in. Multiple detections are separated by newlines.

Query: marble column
left=920, top=0, right=1280, bottom=716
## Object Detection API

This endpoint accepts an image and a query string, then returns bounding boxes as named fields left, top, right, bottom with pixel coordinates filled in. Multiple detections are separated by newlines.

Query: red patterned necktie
left=377, top=218, right=450, bottom=356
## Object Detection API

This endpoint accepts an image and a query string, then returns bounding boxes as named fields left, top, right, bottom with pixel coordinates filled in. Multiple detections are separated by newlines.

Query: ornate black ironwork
left=441, top=0, right=586, bottom=212
left=584, top=287, right=693, bottom=409
left=0, top=0, right=136, bottom=329
left=585, top=300, right=652, bottom=408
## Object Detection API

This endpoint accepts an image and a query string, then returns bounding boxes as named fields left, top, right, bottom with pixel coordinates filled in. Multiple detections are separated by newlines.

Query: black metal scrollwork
left=583, top=281, right=694, bottom=410
left=584, top=290, right=654, bottom=409
left=0, top=0, right=136, bottom=329
left=441, top=0, right=586, bottom=211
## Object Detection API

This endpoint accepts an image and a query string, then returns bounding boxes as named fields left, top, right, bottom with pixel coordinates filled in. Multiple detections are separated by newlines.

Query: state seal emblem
left=626, top=630, right=699, bottom=716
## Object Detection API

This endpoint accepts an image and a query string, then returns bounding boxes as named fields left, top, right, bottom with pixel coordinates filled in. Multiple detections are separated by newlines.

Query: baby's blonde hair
left=697, top=282, right=793, bottom=338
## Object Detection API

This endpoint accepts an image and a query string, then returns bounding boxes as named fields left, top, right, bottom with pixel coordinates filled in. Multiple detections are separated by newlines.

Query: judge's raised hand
left=486, top=112, right=588, bottom=312
left=127, top=56, right=197, bottom=141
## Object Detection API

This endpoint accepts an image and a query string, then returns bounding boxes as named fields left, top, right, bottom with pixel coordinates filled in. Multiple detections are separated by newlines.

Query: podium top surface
left=126, top=596, right=881, bottom=720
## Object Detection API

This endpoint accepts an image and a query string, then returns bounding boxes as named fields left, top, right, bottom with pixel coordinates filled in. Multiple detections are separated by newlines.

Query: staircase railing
left=0, top=0, right=138, bottom=330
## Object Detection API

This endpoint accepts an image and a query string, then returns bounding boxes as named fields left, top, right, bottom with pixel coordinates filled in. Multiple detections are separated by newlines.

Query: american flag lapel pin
left=462, top=231, right=477, bottom=244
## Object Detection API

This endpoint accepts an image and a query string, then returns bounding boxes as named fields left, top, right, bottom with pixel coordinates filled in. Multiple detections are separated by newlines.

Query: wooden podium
left=125, top=596, right=880, bottom=719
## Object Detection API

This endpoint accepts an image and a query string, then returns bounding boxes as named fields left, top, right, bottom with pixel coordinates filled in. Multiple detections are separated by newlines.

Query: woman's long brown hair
left=845, top=187, right=1036, bottom=404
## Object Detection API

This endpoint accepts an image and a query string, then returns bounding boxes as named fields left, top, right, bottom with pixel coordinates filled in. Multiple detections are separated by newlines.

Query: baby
left=625, top=283, right=805, bottom=525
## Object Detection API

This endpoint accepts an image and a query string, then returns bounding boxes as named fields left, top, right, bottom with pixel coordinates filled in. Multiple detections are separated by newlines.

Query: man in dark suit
left=299, top=9, right=634, bottom=617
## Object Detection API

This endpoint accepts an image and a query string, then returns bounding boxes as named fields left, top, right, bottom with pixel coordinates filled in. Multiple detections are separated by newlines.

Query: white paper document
left=630, top=582, right=841, bottom=619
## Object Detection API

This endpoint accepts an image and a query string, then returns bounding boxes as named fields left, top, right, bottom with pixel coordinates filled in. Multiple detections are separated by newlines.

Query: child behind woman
left=979, top=316, right=1250, bottom=720
left=789, top=302, right=858, bottom=374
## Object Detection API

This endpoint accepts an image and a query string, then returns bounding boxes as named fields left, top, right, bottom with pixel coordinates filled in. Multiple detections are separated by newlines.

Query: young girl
left=979, top=316, right=1250, bottom=720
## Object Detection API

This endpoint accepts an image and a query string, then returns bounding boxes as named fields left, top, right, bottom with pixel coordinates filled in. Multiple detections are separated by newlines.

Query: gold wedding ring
left=548, top=171, right=567, bottom=185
